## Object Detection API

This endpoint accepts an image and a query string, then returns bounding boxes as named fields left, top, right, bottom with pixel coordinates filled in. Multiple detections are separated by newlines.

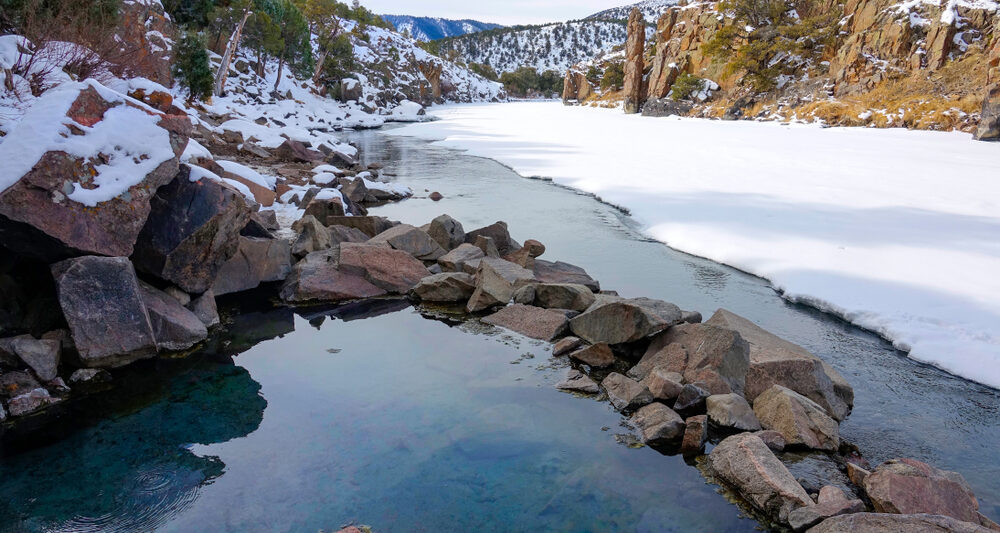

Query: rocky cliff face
left=567, top=0, right=1000, bottom=136
left=623, top=7, right=647, bottom=114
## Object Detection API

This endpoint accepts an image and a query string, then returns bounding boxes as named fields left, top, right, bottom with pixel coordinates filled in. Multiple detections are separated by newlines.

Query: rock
left=482, top=304, right=569, bottom=341
left=680, top=414, right=708, bottom=454
left=846, top=462, right=870, bottom=486
left=755, top=430, right=787, bottom=452
left=561, top=68, right=592, bottom=103
left=465, top=257, right=536, bottom=313
left=164, top=286, right=191, bottom=306
left=280, top=249, right=385, bottom=303
left=7, top=387, right=59, bottom=416
left=186, top=290, right=220, bottom=328
left=975, top=85, right=999, bottom=141
left=532, top=283, right=596, bottom=312
left=533, top=259, right=600, bottom=292
left=632, top=402, right=686, bottom=445
left=438, top=243, right=485, bottom=273
left=753, top=385, right=840, bottom=452
left=411, top=272, right=475, bottom=302
left=0, top=83, right=189, bottom=261
left=291, top=215, right=333, bottom=258
left=256, top=209, right=280, bottom=231
left=707, top=393, right=762, bottom=431
left=863, top=458, right=981, bottom=523
left=623, top=7, right=646, bottom=114
left=3, top=336, right=61, bottom=381
left=0, top=371, right=41, bottom=398
left=709, top=433, right=814, bottom=525
left=569, top=343, right=615, bottom=368
left=789, top=496, right=866, bottom=531
left=133, top=167, right=252, bottom=294
left=425, top=214, right=465, bottom=250
left=552, top=336, right=584, bottom=356
left=569, top=297, right=682, bottom=345
left=325, top=215, right=395, bottom=238
left=51, top=256, right=157, bottom=368
left=805, top=513, right=992, bottom=533
left=369, top=224, right=446, bottom=261
left=464, top=221, right=521, bottom=256
left=512, top=284, right=535, bottom=304
left=138, top=281, right=207, bottom=351
left=303, top=197, right=345, bottom=221
left=555, top=368, right=600, bottom=394
left=630, top=322, right=749, bottom=395
left=673, top=383, right=711, bottom=416
left=212, top=236, right=292, bottom=295
left=338, top=243, right=431, bottom=294
left=642, top=368, right=685, bottom=401
left=274, top=139, right=323, bottom=163
left=429, top=191, right=443, bottom=201
left=681, top=310, right=703, bottom=324
left=329, top=224, right=371, bottom=246
left=69, top=368, right=111, bottom=385
left=474, top=235, right=501, bottom=258
left=641, top=98, right=693, bottom=117
left=339, top=177, right=369, bottom=203
left=603, top=372, right=653, bottom=411
left=707, top=309, right=852, bottom=421
left=503, top=239, right=545, bottom=268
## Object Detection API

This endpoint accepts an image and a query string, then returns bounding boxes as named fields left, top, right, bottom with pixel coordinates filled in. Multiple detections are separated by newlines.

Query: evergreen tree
left=173, top=32, right=214, bottom=101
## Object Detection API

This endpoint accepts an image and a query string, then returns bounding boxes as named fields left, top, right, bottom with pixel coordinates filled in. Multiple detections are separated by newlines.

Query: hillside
left=381, top=15, right=502, bottom=41
left=427, top=20, right=632, bottom=74
left=586, top=0, right=676, bottom=23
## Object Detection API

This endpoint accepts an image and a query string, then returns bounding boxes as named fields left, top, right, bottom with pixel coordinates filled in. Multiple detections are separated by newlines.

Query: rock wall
left=112, top=0, right=176, bottom=87
left=975, top=40, right=1000, bottom=141
left=623, top=7, right=647, bottom=114
left=646, top=3, right=723, bottom=100
left=561, top=69, right=592, bottom=103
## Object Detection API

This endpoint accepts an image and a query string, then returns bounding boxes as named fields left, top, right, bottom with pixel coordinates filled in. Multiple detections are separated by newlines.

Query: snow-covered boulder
left=0, top=80, right=190, bottom=260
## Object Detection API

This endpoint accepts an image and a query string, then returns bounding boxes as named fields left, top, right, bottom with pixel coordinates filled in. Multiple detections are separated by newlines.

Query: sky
left=361, top=0, right=633, bottom=25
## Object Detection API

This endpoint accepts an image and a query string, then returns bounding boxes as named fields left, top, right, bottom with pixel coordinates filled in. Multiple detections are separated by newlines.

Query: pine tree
left=173, top=32, right=214, bottom=101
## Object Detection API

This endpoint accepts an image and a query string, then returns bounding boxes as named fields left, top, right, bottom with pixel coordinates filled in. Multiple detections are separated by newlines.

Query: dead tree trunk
left=213, top=9, right=251, bottom=97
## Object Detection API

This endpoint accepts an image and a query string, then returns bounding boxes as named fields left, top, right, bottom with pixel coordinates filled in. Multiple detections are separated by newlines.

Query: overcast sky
left=362, top=0, right=632, bottom=25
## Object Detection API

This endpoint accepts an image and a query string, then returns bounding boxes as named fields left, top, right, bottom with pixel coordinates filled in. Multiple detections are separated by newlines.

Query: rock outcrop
left=623, top=7, right=646, bottom=114
left=562, top=69, right=592, bottom=103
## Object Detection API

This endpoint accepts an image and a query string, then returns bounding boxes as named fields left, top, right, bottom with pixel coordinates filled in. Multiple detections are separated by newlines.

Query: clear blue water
left=1, top=125, right=998, bottom=532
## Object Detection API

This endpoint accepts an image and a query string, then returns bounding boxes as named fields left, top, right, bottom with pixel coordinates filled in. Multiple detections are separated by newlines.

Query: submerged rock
left=753, top=385, right=840, bottom=452
left=51, top=256, right=157, bottom=368
left=708, top=433, right=814, bottom=525
left=482, top=304, right=569, bottom=341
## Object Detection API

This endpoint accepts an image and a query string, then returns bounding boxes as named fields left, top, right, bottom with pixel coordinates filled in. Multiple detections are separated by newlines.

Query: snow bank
left=392, top=101, right=1000, bottom=389
left=0, top=79, right=175, bottom=206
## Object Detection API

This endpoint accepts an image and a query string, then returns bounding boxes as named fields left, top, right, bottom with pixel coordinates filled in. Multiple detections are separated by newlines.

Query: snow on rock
left=388, top=100, right=427, bottom=122
left=188, top=164, right=257, bottom=205
left=394, top=101, right=1000, bottom=389
left=216, top=160, right=276, bottom=190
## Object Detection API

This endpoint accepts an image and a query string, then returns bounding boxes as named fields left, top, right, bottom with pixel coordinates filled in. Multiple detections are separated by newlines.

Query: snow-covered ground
left=390, top=101, right=1000, bottom=389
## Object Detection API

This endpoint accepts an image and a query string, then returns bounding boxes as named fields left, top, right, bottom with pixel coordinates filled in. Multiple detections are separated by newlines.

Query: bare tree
left=214, top=7, right=253, bottom=97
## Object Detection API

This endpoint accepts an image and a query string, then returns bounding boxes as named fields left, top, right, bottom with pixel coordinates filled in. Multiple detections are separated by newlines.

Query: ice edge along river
left=389, top=101, right=1000, bottom=389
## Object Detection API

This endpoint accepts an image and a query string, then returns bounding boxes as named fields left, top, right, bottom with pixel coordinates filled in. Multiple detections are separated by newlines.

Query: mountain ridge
left=382, top=15, right=503, bottom=41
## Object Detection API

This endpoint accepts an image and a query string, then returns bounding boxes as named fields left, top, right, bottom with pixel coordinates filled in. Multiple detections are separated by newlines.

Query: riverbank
left=388, top=101, right=1000, bottom=390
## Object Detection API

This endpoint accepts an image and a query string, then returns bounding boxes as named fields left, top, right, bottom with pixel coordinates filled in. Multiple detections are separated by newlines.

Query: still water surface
left=0, top=125, right=997, bottom=532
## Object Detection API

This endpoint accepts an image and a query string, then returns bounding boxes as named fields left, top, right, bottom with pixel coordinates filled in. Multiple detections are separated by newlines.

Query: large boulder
left=138, top=281, right=207, bottom=351
left=369, top=223, right=446, bottom=261
left=132, top=167, right=252, bottom=294
left=806, top=513, right=992, bottom=533
left=753, top=385, right=840, bottom=451
left=570, top=297, right=682, bottom=345
left=411, top=272, right=475, bottom=302
left=602, top=372, right=653, bottom=411
left=338, top=242, right=431, bottom=294
left=531, top=283, right=596, bottom=312
left=632, top=402, right=685, bottom=445
left=464, top=221, right=521, bottom=256
left=0, top=82, right=190, bottom=261
left=466, top=257, right=536, bottom=312
left=51, top=256, right=157, bottom=367
left=280, top=249, right=386, bottom=303
left=291, top=215, right=333, bottom=258
left=532, top=259, right=600, bottom=291
left=707, top=393, right=762, bottom=432
left=629, top=322, right=749, bottom=395
left=274, top=139, right=323, bottom=163
left=212, top=236, right=291, bottom=295
left=708, top=433, right=814, bottom=525
left=863, top=458, right=982, bottom=524
left=438, top=243, right=484, bottom=273
left=425, top=214, right=465, bottom=250
left=302, top=197, right=345, bottom=221
left=707, top=309, right=852, bottom=421
left=325, top=215, right=395, bottom=238
left=482, top=304, right=569, bottom=341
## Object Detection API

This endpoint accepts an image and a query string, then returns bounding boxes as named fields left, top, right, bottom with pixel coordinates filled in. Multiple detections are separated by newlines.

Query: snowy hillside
left=382, top=15, right=502, bottom=41
left=587, top=0, right=677, bottom=23
left=430, top=20, right=631, bottom=74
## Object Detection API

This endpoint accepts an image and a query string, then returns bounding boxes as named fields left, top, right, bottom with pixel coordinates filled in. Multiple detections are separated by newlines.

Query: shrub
left=173, top=32, right=214, bottom=101
left=670, top=74, right=704, bottom=101
left=600, top=61, right=623, bottom=91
